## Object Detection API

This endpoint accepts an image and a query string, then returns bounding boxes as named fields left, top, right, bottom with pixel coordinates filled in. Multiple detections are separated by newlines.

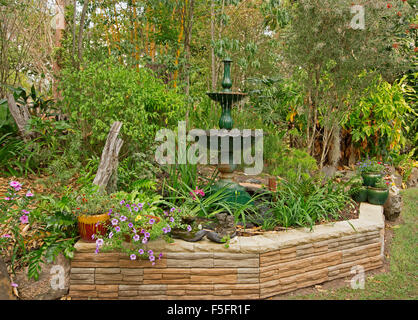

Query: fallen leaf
left=21, top=224, right=30, bottom=235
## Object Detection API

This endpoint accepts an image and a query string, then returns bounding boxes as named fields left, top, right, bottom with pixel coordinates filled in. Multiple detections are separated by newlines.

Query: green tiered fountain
left=205, top=58, right=252, bottom=205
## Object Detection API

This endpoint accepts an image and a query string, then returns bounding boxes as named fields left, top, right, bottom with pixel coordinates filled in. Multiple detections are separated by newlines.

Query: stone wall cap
left=74, top=203, right=384, bottom=254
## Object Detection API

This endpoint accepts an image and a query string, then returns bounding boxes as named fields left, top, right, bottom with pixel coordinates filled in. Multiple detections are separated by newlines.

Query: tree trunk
left=77, top=0, right=89, bottom=65
left=6, top=93, right=33, bottom=142
left=93, top=122, right=124, bottom=194
left=328, top=125, right=341, bottom=169
left=184, top=0, right=195, bottom=96
left=210, top=0, right=216, bottom=92
left=183, top=0, right=195, bottom=128
left=71, top=0, right=77, bottom=60
left=53, top=0, right=66, bottom=100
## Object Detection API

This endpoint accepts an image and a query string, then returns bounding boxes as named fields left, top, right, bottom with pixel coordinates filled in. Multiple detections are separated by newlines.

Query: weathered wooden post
left=6, top=93, right=34, bottom=142
left=93, top=121, right=124, bottom=194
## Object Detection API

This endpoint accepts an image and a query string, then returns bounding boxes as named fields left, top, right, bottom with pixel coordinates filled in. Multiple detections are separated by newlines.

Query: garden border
left=69, top=203, right=384, bottom=299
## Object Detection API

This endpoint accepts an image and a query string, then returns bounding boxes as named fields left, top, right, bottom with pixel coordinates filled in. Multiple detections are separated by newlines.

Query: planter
left=367, top=187, right=389, bottom=205
left=78, top=213, right=110, bottom=242
left=361, top=172, right=382, bottom=187
left=351, top=186, right=368, bottom=203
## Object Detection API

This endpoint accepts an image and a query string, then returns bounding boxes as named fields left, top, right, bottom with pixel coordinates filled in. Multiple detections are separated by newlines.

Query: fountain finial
left=221, top=57, right=232, bottom=92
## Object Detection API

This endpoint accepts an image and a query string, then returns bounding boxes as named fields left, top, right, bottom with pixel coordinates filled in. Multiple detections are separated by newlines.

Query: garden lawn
left=292, top=188, right=418, bottom=300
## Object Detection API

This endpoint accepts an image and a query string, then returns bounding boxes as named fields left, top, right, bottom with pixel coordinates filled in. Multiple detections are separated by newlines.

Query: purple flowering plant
left=356, top=159, right=385, bottom=174
left=93, top=199, right=175, bottom=263
left=0, top=181, right=35, bottom=251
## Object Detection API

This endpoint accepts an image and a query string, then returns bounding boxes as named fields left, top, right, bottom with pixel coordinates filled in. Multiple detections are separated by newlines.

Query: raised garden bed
left=68, top=202, right=384, bottom=300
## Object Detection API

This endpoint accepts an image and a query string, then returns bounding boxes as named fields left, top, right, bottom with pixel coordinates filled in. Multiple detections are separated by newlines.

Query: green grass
left=292, top=188, right=418, bottom=300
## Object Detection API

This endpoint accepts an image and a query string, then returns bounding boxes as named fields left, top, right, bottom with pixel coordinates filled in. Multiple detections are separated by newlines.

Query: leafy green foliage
left=343, top=76, right=414, bottom=158
left=117, top=152, right=160, bottom=193
left=60, top=57, right=186, bottom=155
left=161, top=163, right=202, bottom=206
left=268, top=142, right=318, bottom=182
left=8, top=85, right=57, bottom=118
left=0, top=182, right=78, bottom=280
left=262, top=177, right=353, bottom=230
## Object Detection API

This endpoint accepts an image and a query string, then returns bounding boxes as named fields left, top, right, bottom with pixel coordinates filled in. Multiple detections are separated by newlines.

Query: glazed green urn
left=361, top=172, right=382, bottom=187
left=367, top=187, right=389, bottom=205
left=351, top=186, right=368, bottom=203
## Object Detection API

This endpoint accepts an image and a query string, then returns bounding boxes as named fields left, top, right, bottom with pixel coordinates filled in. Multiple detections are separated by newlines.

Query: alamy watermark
left=50, top=4, right=65, bottom=30
left=50, top=265, right=66, bottom=290
left=350, top=265, right=365, bottom=290
left=350, top=5, right=365, bottom=30
left=154, top=121, right=264, bottom=175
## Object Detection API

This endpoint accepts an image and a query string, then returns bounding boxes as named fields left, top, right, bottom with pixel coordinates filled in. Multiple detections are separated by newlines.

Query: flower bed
left=68, top=202, right=384, bottom=300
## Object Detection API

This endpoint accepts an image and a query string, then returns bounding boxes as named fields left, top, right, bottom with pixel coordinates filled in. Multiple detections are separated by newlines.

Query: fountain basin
left=206, top=92, right=247, bottom=104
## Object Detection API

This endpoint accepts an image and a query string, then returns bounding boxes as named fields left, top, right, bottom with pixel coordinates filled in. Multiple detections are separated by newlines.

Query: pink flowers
left=190, top=187, right=205, bottom=200
left=19, top=215, right=28, bottom=224
left=1, top=234, right=11, bottom=238
left=25, top=191, right=34, bottom=197
left=130, top=254, right=137, bottom=260
left=10, top=181, right=22, bottom=191
left=187, top=225, right=192, bottom=232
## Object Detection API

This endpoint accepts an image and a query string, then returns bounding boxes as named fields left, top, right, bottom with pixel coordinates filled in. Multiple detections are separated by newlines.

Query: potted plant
left=356, top=159, right=385, bottom=187
left=74, top=193, right=113, bottom=242
left=367, top=178, right=390, bottom=205
left=348, top=175, right=368, bottom=203
left=168, top=207, right=204, bottom=241
left=94, top=199, right=174, bottom=264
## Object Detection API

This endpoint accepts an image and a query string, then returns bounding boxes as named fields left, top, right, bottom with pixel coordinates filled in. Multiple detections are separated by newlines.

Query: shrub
left=266, top=138, right=318, bottom=182
left=60, top=58, right=186, bottom=156
left=0, top=181, right=78, bottom=280
left=344, top=76, right=414, bottom=158
left=262, top=177, right=353, bottom=230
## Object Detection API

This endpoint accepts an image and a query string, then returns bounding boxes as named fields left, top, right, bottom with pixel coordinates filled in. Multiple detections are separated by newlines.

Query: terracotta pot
left=77, top=213, right=110, bottom=242
left=367, top=187, right=389, bottom=205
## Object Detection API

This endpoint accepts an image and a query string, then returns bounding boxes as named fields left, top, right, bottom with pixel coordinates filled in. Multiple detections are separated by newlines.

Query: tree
left=0, top=0, right=54, bottom=97
left=280, top=0, right=414, bottom=168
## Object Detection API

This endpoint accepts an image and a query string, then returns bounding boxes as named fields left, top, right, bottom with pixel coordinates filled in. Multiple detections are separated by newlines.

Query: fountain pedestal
left=204, top=58, right=253, bottom=206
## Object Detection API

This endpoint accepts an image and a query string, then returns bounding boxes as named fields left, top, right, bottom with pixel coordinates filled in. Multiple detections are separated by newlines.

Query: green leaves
left=60, top=58, right=186, bottom=156
left=265, top=177, right=352, bottom=230
left=344, top=75, right=414, bottom=157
